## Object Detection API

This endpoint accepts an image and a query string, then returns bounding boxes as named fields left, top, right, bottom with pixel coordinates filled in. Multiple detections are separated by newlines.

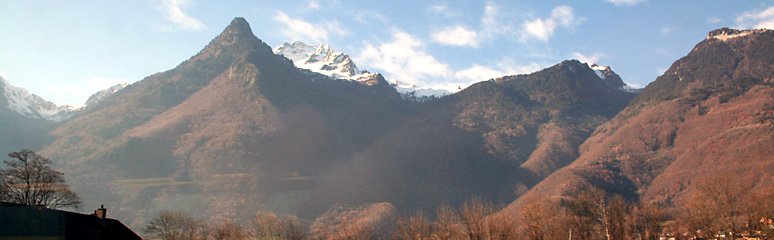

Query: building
left=0, top=202, right=141, bottom=240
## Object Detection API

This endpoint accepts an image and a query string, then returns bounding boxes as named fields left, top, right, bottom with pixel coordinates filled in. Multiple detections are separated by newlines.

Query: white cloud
left=432, top=26, right=479, bottom=47
left=455, top=64, right=503, bottom=82
left=481, top=1, right=513, bottom=38
left=161, top=0, right=206, bottom=31
left=736, top=6, right=774, bottom=29
left=354, top=10, right=388, bottom=24
left=521, top=5, right=583, bottom=42
left=660, top=26, right=675, bottom=35
left=305, top=0, right=321, bottom=11
left=605, top=0, right=646, bottom=6
left=497, top=61, right=542, bottom=75
left=571, top=52, right=603, bottom=65
left=451, top=61, right=541, bottom=89
left=273, top=11, right=346, bottom=43
left=357, top=29, right=451, bottom=87
left=0, top=70, right=8, bottom=80
left=44, top=77, right=130, bottom=107
left=706, top=17, right=722, bottom=24
left=428, top=3, right=459, bottom=18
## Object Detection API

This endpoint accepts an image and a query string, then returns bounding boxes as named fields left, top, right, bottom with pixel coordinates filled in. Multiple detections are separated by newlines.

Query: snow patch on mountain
left=586, top=63, right=641, bottom=93
left=0, top=76, right=74, bottom=121
left=84, top=82, right=129, bottom=107
left=391, top=80, right=452, bottom=99
left=706, top=28, right=766, bottom=42
left=274, top=41, right=376, bottom=83
left=274, top=41, right=451, bottom=98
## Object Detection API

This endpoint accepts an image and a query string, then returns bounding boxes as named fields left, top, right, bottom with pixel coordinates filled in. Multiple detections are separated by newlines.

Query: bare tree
left=395, top=211, right=432, bottom=240
left=564, top=186, right=630, bottom=240
left=431, top=203, right=466, bottom=240
left=0, top=149, right=80, bottom=209
left=523, top=200, right=567, bottom=240
left=143, top=210, right=203, bottom=240
left=461, top=198, right=494, bottom=240
left=254, top=210, right=285, bottom=239
left=628, top=202, right=663, bottom=240
left=253, top=210, right=305, bottom=240
left=682, top=173, right=747, bottom=238
left=210, top=221, right=248, bottom=240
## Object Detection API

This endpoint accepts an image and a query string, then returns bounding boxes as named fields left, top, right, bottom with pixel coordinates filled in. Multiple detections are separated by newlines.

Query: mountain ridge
left=35, top=17, right=639, bottom=227
left=500, top=27, right=774, bottom=229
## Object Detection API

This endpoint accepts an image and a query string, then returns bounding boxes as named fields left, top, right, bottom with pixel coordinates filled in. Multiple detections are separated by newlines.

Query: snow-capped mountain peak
left=586, top=63, right=641, bottom=93
left=589, top=63, right=611, bottom=79
left=391, top=80, right=452, bottom=99
left=274, top=41, right=362, bottom=81
left=274, top=41, right=451, bottom=98
left=83, top=82, right=129, bottom=107
left=0, top=76, right=74, bottom=121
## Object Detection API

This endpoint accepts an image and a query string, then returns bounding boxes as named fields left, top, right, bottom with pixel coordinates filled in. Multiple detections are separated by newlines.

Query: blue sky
left=1, top=0, right=772, bottom=106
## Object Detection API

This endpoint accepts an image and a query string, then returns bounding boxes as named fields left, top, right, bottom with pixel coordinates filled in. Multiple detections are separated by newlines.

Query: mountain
left=83, top=82, right=130, bottom=108
left=39, top=17, right=636, bottom=228
left=0, top=76, right=74, bottom=121
left=274, top=41, right=378, bottom=84
left=274, top=41, right=452, bottom=98
left=501, top=28, right=774, bottom=224
left=0, top=76, right=61, bottom=155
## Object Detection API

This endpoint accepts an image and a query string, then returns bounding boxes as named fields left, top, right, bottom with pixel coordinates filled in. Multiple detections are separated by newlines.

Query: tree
left=143, top=210, right=203, bottom=240
left=461, top=198, right=494, bottom=240
left=210, top=221, right=248, bottom=240
left=431, top=203, right=466, bottom=240
left=0, top=149, right=80, bottom=209
left=254, top=210, right=304, bottom=240
left=395, top=211, right=432, bottom=240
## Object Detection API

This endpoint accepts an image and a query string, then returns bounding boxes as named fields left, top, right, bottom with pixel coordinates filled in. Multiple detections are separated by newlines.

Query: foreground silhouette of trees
left=0, top=149, right=80, bottom=209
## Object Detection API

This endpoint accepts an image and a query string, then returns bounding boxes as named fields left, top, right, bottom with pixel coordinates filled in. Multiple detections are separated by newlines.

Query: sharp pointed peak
left=218, top=17, right=254, bottom=38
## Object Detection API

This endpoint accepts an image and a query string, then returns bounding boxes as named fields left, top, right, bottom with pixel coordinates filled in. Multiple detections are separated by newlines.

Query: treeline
left=522, top=174, right=774, bottom=240
left=143, top=174, right=774, bottom=240
left=143, top=210, right=304, bottom=240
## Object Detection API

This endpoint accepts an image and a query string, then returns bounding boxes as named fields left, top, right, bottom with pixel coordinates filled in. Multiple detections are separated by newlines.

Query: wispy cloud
left=428, top=3, right=459, bottom=18
left=273, top=11, right=346, bottom=43
left=571, top=52, right=604, bottom=65
left=480, top=1, right=514, bottom=38
left=357, top=29, right=451, bottom=87
left=431, top=26, right=479, bottom=47
left=45, top=76, right=130, bottom=107
left=454, top=64, right=502, bottom=82
left=660, top=26, right=675, bottom=35
left=454, top=60, right=541, bottom=86
left=521, top=5, right=584, bottom=42
left=706, top=17, right=722, bottom=24
left=735, top=6, right=774, bottom=29
left=160, top=0, right=206, bottom=31
left=605, top=0, right=646, bottom=6
left=305, top=0, right=321, bottom=11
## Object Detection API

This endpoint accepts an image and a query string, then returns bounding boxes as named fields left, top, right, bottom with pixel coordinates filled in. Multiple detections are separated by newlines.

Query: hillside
left=501, top=28, right=774, bottom=225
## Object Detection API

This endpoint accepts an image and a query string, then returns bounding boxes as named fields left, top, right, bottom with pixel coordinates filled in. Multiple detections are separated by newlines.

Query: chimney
left=94, top=205, right=107, bottom=221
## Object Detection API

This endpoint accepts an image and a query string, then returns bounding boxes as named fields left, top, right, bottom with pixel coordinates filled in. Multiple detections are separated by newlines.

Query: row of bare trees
left=142, top=210, right=304, bottom=240
left=523, top=176, right=774, bottom=240
left=394, top=198, right=518, bottom=240
left=142, top=175, right=773, bottom=240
